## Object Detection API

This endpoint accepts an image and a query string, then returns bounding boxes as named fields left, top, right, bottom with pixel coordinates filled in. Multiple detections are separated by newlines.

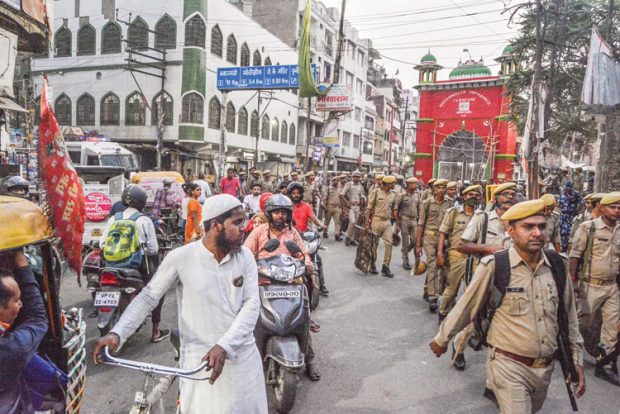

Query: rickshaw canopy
left=131, top=171, right=185, bottom=184
left=0, top=196, right=52, bottom=251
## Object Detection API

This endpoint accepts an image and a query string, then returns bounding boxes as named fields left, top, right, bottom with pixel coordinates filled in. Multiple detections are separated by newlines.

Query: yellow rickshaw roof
left=0, top=196, right=52, bottom=251
left=131, top=171, right=185, bottom=184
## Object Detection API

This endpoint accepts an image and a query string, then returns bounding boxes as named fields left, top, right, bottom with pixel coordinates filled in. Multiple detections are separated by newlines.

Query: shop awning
left=0, top=96, right=26, bottom=112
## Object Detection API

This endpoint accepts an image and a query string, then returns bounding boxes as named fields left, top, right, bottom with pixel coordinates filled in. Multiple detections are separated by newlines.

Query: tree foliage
left=505, top=0, right=620, bottom=146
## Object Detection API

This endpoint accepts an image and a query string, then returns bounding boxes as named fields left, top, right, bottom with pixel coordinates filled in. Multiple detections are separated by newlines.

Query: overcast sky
left=318, top=0, right=519, bottom=92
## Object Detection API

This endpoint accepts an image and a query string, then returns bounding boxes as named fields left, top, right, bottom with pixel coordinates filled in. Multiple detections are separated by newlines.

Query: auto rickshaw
left=0, top=196, right=87, bottom=413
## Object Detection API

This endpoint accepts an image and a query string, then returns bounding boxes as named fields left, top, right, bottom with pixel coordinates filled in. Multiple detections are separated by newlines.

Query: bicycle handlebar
left=101, top=347, right=211, bottom=380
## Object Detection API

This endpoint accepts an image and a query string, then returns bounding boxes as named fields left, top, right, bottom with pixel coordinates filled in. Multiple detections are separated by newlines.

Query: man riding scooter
left=99, top=184, right=170, bottom=343
left=244, top=194, right=321, bottom=381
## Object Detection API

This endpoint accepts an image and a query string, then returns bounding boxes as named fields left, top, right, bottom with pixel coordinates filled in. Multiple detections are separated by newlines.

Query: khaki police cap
left=428, top=178, right=437, bottom=185
left=540, top=193, right=556, bottom=207
left=462, top=184, right=482, bottom=195
left=406, top=177, right=418, bottom=184
left=396, top=174, right=404, bottom=180
left=339, top=175, right=348, bottom=179
left=493, top=182, right=517, bottom=197
left=501, top=199, right=545, bottom=222
left=600, top=191, right=620, bottom=205
left=583, top=193, right=592, bottom=200
left=383, top=175, right=396, bottom=184
left=447, top=181, right=457, bottom=189
left=376, top=175, right=384, bottom=180
left=305, top=171, right=314, bottom=178
left=590, top=193, right=605, bottom=201
left=291, top=171, right=298, bottom=176
left=434, top=179, right=448, bottom=187
left=263, top=169, right=272, bottom=175
left=352, top=170, right=362, bottom=177
left=239, top=171, right=246, bottom=176
left=253, top=170, right=261, bottom=175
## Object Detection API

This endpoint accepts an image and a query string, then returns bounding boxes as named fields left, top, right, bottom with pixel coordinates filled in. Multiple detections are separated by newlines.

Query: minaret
left=495, top=45, right=518, bottom=76
left=414, top=50, right=442, bottom=84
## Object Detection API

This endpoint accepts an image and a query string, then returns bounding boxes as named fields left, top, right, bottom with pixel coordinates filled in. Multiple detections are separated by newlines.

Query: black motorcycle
left=254, top=239, right=310, bottom=413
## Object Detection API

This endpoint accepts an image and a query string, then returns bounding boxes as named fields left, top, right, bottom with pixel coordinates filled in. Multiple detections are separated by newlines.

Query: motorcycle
left=83, top=241, right=102, bottom=299
left=300, top=229, right=326, bottom=310
left=254, top=239, right=310, bottom=413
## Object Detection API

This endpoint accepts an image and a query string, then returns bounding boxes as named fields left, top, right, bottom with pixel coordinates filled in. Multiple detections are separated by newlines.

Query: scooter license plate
left=94, top=291, right=121, bottom=307
left=91, top=229, right=102, bottom=237
left=263, top=290, right=300, bottom=299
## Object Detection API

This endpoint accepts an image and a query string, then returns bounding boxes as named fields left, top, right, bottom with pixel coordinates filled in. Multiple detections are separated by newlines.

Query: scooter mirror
left=285, top=240, right=302, bottom=256
left=263, top=239, right=280, bottom=253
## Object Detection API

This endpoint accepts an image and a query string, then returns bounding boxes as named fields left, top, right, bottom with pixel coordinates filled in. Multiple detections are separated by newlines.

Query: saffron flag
left=39, top=80, right=85, bottom=274
left=299, top=0, right=330, bottom=97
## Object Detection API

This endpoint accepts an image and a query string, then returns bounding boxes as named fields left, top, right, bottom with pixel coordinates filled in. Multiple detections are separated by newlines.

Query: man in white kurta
left=94, top=194, right=268, bottom=413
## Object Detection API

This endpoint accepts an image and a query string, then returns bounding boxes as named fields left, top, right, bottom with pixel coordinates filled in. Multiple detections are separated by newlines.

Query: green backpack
left=102, top=212, right=144, bottom=268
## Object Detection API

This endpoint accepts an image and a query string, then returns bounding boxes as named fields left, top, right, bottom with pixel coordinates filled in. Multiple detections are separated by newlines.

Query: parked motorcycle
left=254, top=239, right=310, bottom=413
left=300, top=229, right=325, bottom=310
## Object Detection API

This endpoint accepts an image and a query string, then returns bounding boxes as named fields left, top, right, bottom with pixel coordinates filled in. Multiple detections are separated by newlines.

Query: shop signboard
left=316, top=84, right=352, bottom=112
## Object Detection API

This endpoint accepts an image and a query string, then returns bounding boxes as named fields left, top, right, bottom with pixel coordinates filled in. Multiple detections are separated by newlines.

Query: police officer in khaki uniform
left=569, top=193, right=603, bottom=250
left=431, top=200, right=585, bottom=413
left=540, top=194, right=561, bottom=252
left=365, top=175, right=399, bottom=277
left=394, top=175, right=406, bottom=194
left=569, top=191, right=620, bottom=385
left=416, top=179, right=452, bottom=311
left=446, top=181, right=458, bottom=205
left=303, top=171, right=319, bottom=209
left=397, top=177, right=420, bottom=270
left=321, top=176, right=343, bottom=241
left=262, top=170, right=275, bottom=193
left=421, top=178, right=437, bottom=201
left=437, top=185, right=482, bottom=324
left=341, top=170, right=366, bottom=246
left=246, top=170, right=264, bottom=195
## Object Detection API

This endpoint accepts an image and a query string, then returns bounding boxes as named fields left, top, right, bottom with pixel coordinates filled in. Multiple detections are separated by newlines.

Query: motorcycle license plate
left=94, top=291, right=121, bottom=307
left=263, top=290, right=300, bottom=299
left=91, top=229, right=102, bottom=237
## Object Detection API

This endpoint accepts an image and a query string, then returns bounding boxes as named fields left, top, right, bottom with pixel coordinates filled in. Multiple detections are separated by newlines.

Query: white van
left=66, top=139, right=140, bottom=171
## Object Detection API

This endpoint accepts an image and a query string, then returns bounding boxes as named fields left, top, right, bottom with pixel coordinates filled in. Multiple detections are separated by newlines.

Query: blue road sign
left=217, top=64, right=317, bottom=91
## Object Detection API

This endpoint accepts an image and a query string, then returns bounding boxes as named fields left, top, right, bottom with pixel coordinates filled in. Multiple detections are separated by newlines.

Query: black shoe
left=344, top=238, right=351, bottom=246
left=350, top=240, right=359, bottom=246
left=306, top=363, right=321, bottom=381
left=335, top=235, right=342, bottom=242
left=323, top=232, right=328, bottom=239
left=319, top=285, right=330, bottom=296
left=151, top=328, right=171, bottom=343
left=595, top=365, right=620, bottom=386
left=452, top=344, right=466, bottom=371
left=438, top=312, right=446, bottom=324
left=423, top=291, right=429, bottom=302
left=369, top=264, right=379, bottom=274
left=429, top=300, right=438, bottom=313
left=381, top=265, right=394, bottom=278
left=483, top=388, right=498, bottom=407
left=403, top=262, right=412, bottom=270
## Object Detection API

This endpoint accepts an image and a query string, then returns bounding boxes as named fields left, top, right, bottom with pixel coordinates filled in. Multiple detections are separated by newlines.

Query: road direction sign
left=217, top=64, right=317, bottom=91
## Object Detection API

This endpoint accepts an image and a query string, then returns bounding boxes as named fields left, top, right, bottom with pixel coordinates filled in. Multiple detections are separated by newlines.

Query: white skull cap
left=202, top=194, right=242, bottom=222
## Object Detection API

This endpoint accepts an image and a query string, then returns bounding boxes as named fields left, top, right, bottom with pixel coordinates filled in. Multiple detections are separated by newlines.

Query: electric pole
left=527, top=0, right=544, bottom=198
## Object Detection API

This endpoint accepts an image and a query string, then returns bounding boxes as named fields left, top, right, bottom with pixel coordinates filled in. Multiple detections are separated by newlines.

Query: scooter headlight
left=272, top=265, right=296, bottom=282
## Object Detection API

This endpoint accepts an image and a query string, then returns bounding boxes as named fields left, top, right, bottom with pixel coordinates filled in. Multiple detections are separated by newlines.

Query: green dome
left=502, top=44, right=515, bottom=55
left=449, top=60, right=492, bottom=80
left=421, top=51, right=437, bottom=63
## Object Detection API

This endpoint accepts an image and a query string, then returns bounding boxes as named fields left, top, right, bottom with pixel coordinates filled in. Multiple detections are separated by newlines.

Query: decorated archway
left=437, top=130, right=488, bottom=181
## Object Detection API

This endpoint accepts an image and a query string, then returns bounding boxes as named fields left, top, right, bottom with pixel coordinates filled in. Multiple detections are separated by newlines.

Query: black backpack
left=471, top=249, right=568, bottom=350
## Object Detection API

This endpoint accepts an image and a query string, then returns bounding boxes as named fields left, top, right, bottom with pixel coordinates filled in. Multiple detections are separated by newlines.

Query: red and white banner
left=39, top=80, right=85, bottom=273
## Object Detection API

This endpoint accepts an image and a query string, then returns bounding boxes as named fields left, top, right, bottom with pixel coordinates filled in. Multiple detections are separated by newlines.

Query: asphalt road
left=61, top=237, right=620, bottom=413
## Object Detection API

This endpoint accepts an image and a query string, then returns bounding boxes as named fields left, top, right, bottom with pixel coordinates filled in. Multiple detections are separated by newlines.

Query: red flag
left=39, top=80, right=85, bottom=274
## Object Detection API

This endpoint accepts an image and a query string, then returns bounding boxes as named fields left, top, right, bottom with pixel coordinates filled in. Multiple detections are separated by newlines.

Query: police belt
left=372, top=216, right=391, bottom=221
left=401, top=214, right=417, bottom=220
left=424, top=229, right=439, bottom=236
left=494, top=347, right=556, bottom=368
left=581, top=276, right=616, bottom=286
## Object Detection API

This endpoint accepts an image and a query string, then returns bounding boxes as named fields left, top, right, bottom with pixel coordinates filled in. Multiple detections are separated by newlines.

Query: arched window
left=208, top=96, right=221, bottom=129
left=54, top=94, right=71, bottom=125
left=155, top=15, right=176, bottom=49
left=151, top=91, right=173, bottom=126
left=186, top=15, right=206, bottom=48
left=77, top=24, right=96, bottom=56
left=101, top=22, right=121, bottom=54
left=226, top=34, right=237, bottom=64
left=182, top=92, right=204, bottom=124
left=253, top=50, right=261, bottom=66
left=210, top=24, right=222, bottom=55
left=280, top=121, right=288, bottom=143
left=100, top=92, right=120, bottom=125
left=54, top=27, right=72, bottom=57
left=126, top=92, right=146, bottom=125
left=225, top=102, right=235, bottom=132
left=264, top=56, right=272, bottom=66
left=289, top=123, right=296, bottom=145
left=240, top=43, right=250, bottom=66
left=237, top=107, right=248, bottom=135
left=128, top=17, right=149, bottom=51
left=261, top=114, right=270, bottom=140
left=76, top=94, right=95, bottom=125
left=271, top=118, right=279, bottom=141
left=250, top=110, right=259, bottom=138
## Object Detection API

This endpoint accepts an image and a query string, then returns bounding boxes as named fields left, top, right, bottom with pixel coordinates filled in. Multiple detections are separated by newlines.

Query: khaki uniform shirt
left=435, top=247, right=584, bottom=366
left=569, top=217, right=619, bottom=281
left=341, top=182, right=366, bottom=205
left=545, top=212, right=561, bottom=249
left=303, top=182, right=318, bottom=204
left=322, top=185, right=342, bottom=207
left=570, top=211, right=592, bottom=240
left=439, top=206, right=474, bottom=251
left=397, top=191, right=420, bottom=220
left=262, top=178, right=274, bottom=193
left=418, top=197, right=452, bottom=233
left=461, top=209, right=511, bottom=248
left=421, top=188, right=433, bottom=201
left=368, top=189, right=398, bottom=219
left=394, top=183, right=405, bottom=194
